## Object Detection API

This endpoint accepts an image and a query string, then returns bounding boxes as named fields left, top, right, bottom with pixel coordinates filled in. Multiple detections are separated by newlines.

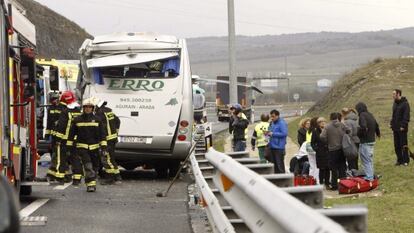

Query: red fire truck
left=0, top=0, right=41, bottom=195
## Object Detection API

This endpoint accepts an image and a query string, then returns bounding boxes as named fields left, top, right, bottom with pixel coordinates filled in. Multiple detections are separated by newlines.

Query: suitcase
left=294, top=175, right=316, bottom=186
left=338, top=177, right=379, bottom=194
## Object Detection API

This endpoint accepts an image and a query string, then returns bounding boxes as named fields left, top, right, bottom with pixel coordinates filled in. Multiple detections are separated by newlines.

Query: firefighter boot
left=87, top=186, right=96, bottom=192
left=72, top=179, right=81, bottom=186
left=64, top=174, right=73, bottom=183
left=100, top=174, right=115, bottom=185
left=114, top=173, right=122, bottom=184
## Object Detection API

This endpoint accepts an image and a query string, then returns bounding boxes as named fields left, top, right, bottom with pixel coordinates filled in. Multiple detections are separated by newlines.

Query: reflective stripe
left=47, top=170, right=56, bottom=176
left=100, top=141, right=107, bottom=146
left=54, top=132, right=65, bottom=139
left=50, top=110, right=61, bottom=114
left=63, top=112, right=81, bottom=140
left=90, top=144, right=100, bottom=150
left=55, top=172, right=65, bottom=178
left=76, top=143, right=100, bottom=150
left=76, top=122, right=99, bottom=127
left=72, top=174, right=82, bottom=180
left=104, top=168, right=118, bottom=174
left=105, top=151, right=116, bottom=173
left=56, top=145, right=62, bottom=176
left=66, top=141, right=74, bottom=146
left=45, top=129, right=51, bottom=134
left=86, top=181, right=96, bottom=187
left=104, top=112, right=113, bottom=140
left=106, top=134, right=118, bottom=141
left=76, top=143, right=89, bottom=149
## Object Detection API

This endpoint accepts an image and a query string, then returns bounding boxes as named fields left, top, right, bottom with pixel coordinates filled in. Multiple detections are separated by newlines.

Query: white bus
left=78, top=32, right=194, bottom=177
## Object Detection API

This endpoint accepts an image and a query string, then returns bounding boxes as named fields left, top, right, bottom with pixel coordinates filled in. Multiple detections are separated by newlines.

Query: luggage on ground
left=294, top=175, right=316, bottom=186
left=338, top=176, right=379, bottom=194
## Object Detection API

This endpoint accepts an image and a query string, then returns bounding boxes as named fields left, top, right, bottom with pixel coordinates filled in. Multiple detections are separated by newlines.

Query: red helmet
left=60, top=91, right=76, bottom=105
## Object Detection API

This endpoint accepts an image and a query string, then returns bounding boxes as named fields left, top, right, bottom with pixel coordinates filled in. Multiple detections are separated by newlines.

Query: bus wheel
left=168, top=160, right=181, bottom=177
left=20, top=185, right=32, bottom=196
left=155, top=164, right=168, bottom=178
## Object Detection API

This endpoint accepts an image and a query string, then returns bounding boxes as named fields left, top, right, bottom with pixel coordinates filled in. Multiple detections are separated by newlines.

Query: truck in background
left=216, top=76, right=254, bottom=122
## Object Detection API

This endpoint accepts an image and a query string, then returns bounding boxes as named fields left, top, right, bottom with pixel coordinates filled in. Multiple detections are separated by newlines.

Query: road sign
left=293, top=93, right=300, bottom=101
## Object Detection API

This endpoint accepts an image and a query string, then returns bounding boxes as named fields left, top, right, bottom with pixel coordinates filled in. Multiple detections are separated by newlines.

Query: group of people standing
left=45, top=91, right=121, bottom=192
left=301, top=103, right=381, bottom=190
left=228, top=104, right=289, bottom=174
left=226, top=88, right=411, bottom=191
left=295, top=89, right=410, bottom=190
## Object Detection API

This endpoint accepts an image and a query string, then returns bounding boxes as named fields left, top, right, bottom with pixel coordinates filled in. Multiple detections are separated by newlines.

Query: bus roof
left=93, top=32, right=179, bottom=45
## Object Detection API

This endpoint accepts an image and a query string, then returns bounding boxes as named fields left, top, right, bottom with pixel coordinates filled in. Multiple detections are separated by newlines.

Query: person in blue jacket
left=267, top=109, right=288, bottom=173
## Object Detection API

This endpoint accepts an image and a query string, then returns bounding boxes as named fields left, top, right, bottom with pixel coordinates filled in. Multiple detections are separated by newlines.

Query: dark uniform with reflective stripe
left=45, top=104, right=62, bottom=138
left=95, top=106, right=121, bottom=178
left=46, top=102, right=67, bottom=179
left=68, top=113, right=107, bottom=188
left=53, top=105, right=81, bottom=181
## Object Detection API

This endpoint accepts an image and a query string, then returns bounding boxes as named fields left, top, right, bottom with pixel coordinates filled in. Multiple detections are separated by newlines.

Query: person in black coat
left=297, top=118, right=311, bottom=146
left=391, top=89, right=410, bottom=166
left=311, top=117, right=330, bottom=188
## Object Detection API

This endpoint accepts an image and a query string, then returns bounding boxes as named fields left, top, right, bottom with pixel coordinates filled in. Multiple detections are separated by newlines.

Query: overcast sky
left=34, top=0, right=414, bottom=38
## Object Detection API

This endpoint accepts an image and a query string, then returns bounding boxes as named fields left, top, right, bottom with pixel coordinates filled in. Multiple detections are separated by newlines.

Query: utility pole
left=228, top=0, right=237, bottom=105
left=285, top=56, right=290, bottom=103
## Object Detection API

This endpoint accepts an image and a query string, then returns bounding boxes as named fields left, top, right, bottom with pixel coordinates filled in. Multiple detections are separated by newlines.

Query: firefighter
left=53, top=91, right=81, bottom=184
left=65, top=101, right=82, bottom=185
left=68, top=99, right=107, bottom=192
left=93, top=97, right=121, bottom=185
left=46, top=92, right=69, bottom=181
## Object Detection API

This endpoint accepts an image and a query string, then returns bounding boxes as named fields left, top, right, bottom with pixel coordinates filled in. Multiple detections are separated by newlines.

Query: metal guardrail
left=206, top=148, right=347, bottom=233
left=190, top=154, right=235, bottom=233
left=191, top=126, right=367, bottom=233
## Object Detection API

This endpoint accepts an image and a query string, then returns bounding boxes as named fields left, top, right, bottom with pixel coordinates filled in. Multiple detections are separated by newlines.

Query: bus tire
left=168, top=160, right=181, bottom=177
left=155, top=164, right=168, bottom=178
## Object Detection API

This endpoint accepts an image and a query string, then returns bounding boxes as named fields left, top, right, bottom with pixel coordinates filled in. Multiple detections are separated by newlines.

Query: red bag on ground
left=338, top=177, right=379, bottom=194
left=294, top=175, right=316, bottom=186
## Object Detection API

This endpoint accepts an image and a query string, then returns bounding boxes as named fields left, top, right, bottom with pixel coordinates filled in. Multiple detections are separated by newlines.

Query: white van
left=78, top=32, right=194, bottom=176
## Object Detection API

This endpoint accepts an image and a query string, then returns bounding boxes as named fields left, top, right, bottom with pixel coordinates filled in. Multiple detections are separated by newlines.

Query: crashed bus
left=78, top=32, right=193, bottom=177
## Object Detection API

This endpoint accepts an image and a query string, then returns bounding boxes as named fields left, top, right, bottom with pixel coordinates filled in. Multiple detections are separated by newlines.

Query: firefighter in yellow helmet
left=67, top=98, right=107, bottom=192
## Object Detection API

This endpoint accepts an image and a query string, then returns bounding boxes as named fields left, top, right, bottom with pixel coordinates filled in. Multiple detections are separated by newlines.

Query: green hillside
left=289, top=58, right=414, bottom=233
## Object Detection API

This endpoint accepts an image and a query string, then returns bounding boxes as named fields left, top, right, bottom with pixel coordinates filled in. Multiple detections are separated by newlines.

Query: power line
left=81, top=0, right=315, bottom=31
left=314, top=0, right=411, bottom=11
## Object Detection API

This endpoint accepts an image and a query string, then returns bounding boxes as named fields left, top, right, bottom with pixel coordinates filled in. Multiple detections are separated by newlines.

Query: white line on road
left=53, top=182, right=72, bottom=190
left=20, top=198, right=49, bottom=218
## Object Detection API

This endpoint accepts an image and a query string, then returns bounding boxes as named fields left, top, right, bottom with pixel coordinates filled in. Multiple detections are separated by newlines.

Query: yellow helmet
left=82, top=98, right=95, bottom=107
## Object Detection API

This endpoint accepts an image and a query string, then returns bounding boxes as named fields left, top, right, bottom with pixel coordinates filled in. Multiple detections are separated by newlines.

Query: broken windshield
left=97, top=57, right=180, bottom=79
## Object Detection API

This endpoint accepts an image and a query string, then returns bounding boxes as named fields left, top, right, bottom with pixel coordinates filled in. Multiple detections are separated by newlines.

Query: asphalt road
left=20, top=169, right=192, bottom=233
left=19, top=106, right=298, bottom=233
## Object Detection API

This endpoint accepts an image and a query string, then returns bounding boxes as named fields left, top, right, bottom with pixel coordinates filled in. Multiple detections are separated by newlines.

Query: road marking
left=20, top=198, right=49, bottom=218
left=53, top=182, right=72, bottom=190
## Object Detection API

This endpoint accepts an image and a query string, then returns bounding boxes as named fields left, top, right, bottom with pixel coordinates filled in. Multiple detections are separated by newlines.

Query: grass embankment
left=288, top=58, right=414, bottom=233
left=213, top=130, right=229, bottom=153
